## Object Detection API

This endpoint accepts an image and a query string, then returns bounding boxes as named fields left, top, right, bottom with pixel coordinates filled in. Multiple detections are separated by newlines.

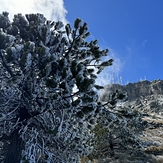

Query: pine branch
left=63, top=91, right=80, bottom=99
left=0, top=134, right=10, bottom=141
left=0, top=49, right=14, bottom=77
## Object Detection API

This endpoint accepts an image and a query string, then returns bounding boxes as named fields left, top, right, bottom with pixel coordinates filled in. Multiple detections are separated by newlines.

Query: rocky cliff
left=100, top=79, right=163, bottom=102
left=92, top=80, right=163, bottom=163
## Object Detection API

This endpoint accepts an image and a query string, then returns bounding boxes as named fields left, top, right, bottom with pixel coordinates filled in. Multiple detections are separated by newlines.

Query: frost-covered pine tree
left=0, top=12, right=113, bottom=163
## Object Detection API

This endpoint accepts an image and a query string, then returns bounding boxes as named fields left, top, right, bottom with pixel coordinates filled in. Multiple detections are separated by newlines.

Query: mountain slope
left=95, top=80, right=163, bottom=163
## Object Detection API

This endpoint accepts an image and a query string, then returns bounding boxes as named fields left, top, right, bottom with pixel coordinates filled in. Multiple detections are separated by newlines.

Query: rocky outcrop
left=100, top=79, right=163, bottom=101
left=93, top=80, right=163, bottom=163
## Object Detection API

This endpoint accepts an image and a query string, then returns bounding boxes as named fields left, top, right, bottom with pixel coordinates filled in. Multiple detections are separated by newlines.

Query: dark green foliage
left=0, top=12, right=10, bottom=29
left=72, top=99, right=81, bottom=107
left=0, top=11, right=114, bottom=163
left=117, top=92, right=126, bottom=99
left=46, top=78, right=57, bottom=88
left=76, top=111, right=85, bottom=118
left=0, top=31, right=10, bottom=49
left=5, top=48, right=13, bottom=62
left=74, top=18, right=82, bottom=29
left=82, top=106, right=94, bottom=114
left=65, top=24, right=71, bottom=36
left=7, top=25, right=19, bottom=35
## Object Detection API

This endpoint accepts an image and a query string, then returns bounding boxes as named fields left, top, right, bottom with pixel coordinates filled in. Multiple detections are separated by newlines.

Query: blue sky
left=1, top=0, right=163, bottom=85
left=64, top=0, right=163, bottom=84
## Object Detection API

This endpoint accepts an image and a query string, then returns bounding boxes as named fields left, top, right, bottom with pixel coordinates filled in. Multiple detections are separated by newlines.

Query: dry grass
left=80, top=156, right=98, bottom=163
left=150, top=155, right=163, bottom=163
left=142, top=116, right=163, bottom=124
left=143, top=146, right=163, bottom=156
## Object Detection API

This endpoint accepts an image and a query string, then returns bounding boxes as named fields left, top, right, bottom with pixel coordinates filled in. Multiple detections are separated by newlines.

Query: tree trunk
left=4, top=129, right=23, bottom=163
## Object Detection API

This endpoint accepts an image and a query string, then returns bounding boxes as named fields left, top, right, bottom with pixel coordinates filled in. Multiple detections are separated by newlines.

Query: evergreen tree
left=88, top=90, right=145, bottom=162
left=0, top=12, right=113, bottom=163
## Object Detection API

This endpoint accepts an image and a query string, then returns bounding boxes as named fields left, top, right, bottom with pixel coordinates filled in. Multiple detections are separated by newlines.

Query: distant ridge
left=100, top=79, right=163, bottom=101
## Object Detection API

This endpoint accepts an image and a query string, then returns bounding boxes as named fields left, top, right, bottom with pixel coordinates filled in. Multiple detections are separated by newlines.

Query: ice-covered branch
left=0, top=49, right=14, bottom=77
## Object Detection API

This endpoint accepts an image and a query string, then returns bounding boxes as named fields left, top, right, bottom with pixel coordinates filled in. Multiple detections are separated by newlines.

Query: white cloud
left=0, top=1, right=123, bottom=87
left=0, top=0, right=68, bottom=24
left=95, top=49, right=123, bottom=86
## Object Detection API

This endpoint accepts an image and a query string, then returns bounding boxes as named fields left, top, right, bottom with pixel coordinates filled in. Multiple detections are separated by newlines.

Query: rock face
left=95, top=80, right=163, bottom=163
left=100, top=79, right=163, bottom=102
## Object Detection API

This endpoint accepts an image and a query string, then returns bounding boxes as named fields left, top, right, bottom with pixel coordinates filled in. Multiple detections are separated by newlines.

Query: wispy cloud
left=0, top=0, right=68, bottom=24
left=96, top=49, right=123, bottom=86
left=125, top=46, right=132, bottom=53
left=141, top=39, right=147, bottom=47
